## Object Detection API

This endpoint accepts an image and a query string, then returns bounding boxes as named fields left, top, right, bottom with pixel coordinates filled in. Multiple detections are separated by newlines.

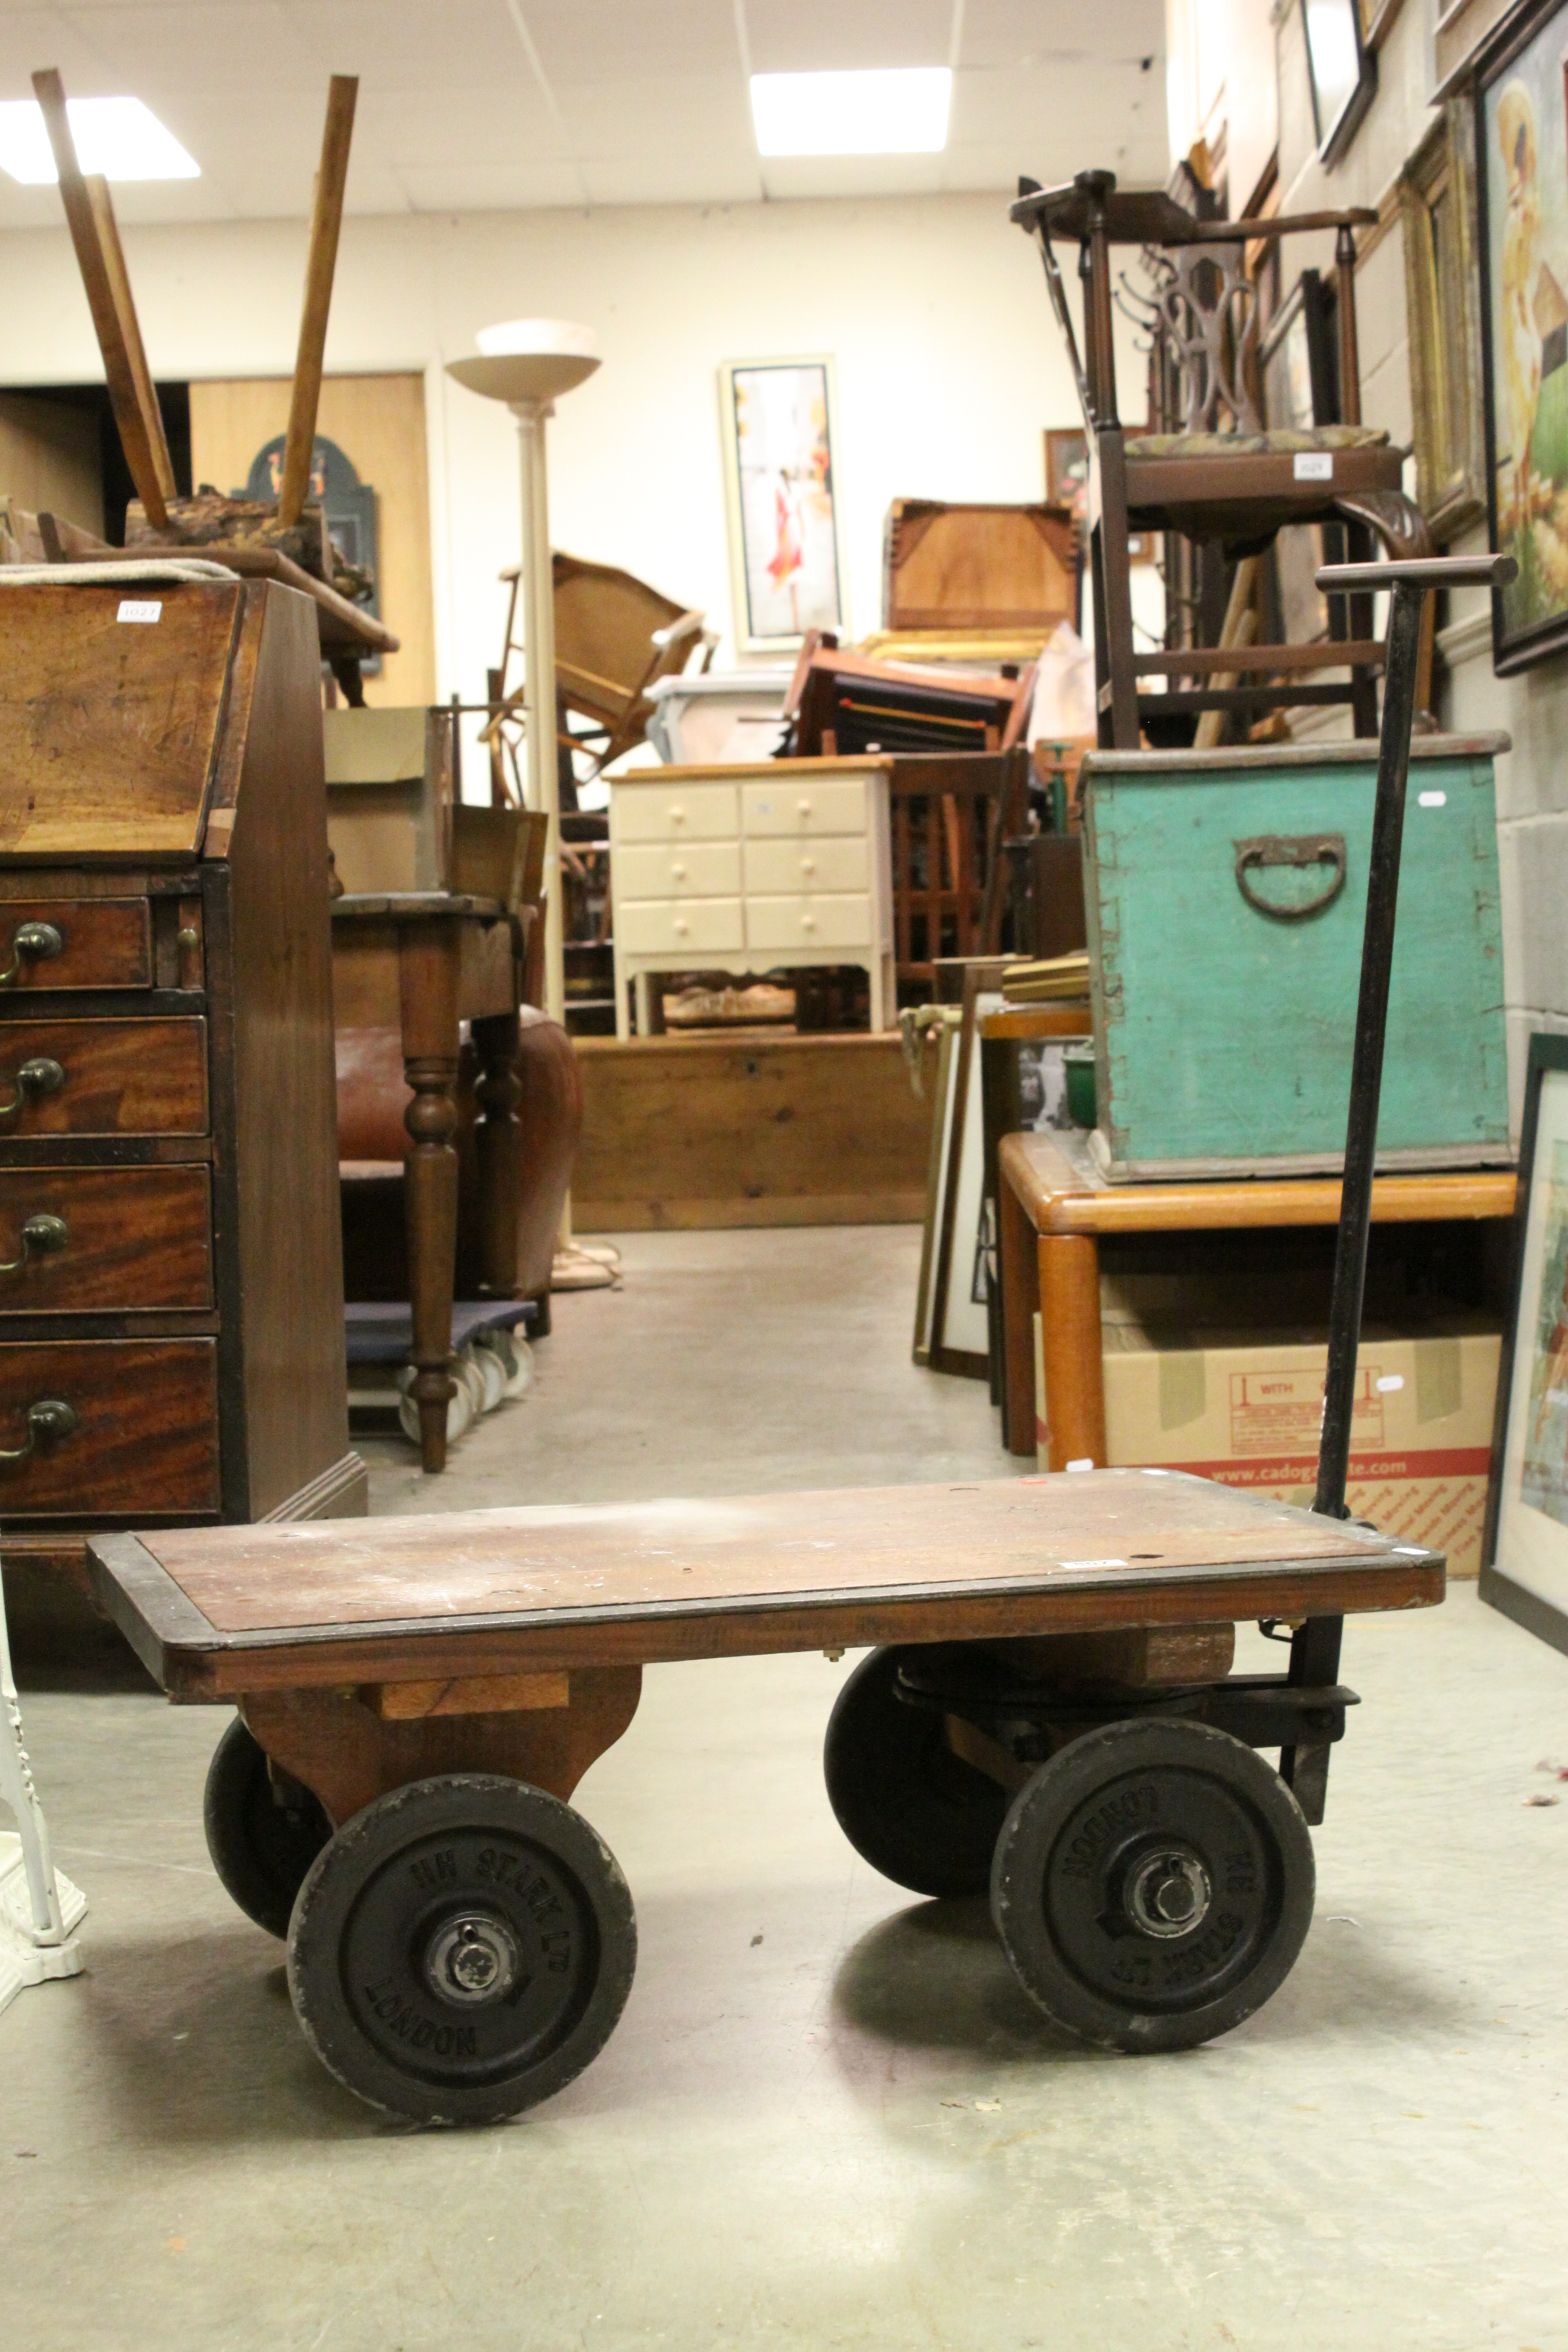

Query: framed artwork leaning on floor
left=1482, top=1032, right=1568, bottom=1655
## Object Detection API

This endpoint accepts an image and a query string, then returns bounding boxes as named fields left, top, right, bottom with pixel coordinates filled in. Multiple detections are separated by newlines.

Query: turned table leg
left=1037, top=1231, right=1107, bottom=1470
left=399, top=920, right=461, bottom=1473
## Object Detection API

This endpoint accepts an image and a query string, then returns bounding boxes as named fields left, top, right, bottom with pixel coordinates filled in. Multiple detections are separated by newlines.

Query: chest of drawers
left=606, top=757, right=895, bottom=1036
left=0, top=575, right=365, bottom=1605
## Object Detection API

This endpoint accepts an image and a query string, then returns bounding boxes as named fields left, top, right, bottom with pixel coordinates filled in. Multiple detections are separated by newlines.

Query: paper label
left=116, top=599, right=163, bottom=623
left=1293, top=451, right=1333, bottom=481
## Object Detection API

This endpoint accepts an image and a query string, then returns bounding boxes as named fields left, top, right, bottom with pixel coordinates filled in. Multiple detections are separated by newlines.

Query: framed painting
left=1302, top=0, right=1378, bottom=165
left=1482, top=1033, right=1568, bottom=1655
left=718, top=356, right=845, bottom=653
left=1401, top=106, right=1488, bottom=540
left=1477, top=0, right=1568, bottom=670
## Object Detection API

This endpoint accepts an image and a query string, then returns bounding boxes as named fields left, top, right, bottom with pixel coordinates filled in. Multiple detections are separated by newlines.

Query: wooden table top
left=1000, top=1126, right=1519, bottom=1236
left=86, top=1471, right=1442, bottom=1699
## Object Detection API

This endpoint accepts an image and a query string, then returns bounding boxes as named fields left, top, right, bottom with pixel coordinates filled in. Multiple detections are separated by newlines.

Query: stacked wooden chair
left=1011, top=168, right=1436, bottom=747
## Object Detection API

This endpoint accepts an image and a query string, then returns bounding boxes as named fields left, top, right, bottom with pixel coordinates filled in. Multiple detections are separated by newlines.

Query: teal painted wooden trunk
left=1081, top=737, right=1511, bottom=1180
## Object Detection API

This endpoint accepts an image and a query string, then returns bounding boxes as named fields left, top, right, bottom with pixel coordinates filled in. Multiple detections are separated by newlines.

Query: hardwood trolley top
left=84, top=1472, right=1443, bottom=1701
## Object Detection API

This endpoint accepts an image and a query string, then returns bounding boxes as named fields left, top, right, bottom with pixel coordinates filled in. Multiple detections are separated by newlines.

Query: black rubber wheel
left=991, top=1717, right=1315, bottom=2053
left=286, top=1773, right=636, bottom=2126
left=203, top=1715, right=331, bottom=1939
left=824, top=1647, right=1010, bottom=1899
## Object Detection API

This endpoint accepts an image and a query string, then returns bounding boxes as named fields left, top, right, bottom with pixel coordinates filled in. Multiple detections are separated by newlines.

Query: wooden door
left=188, top=372, right=434, bottom=706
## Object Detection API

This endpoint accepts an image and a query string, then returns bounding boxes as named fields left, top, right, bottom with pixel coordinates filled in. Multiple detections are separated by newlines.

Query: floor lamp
left=446, top=318, right=600, bottom=1033
left=446, top=322, right=615, bottom=1290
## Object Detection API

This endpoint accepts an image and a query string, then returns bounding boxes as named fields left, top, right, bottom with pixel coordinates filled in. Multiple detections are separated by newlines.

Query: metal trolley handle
left=1281, top=550, right=1517, bottom=1820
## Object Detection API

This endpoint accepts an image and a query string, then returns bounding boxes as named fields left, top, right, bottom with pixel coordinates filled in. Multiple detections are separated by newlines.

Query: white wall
left=0, top=191, right=1111, bottom=722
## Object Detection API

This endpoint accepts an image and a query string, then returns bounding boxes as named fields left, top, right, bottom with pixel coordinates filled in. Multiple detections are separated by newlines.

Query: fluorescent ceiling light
left=750, top=67, right=952, bottom=158
left=0, top=96, right=200, bottom=184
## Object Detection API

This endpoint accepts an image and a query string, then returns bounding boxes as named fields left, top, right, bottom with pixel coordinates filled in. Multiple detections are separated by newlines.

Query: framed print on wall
left=1482, top=1033, right=1568, bottom=1656
left=1302, top=0, right=1378, bottom=165
left=718, top=356, right=845, bottom=653
left=1477, top=0, right=1568, bottom=671
left=1400, top=106, right=1488, bottom=540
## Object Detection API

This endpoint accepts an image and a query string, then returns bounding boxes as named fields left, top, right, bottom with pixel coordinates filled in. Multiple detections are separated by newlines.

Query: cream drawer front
left=612, top=783, right=740, bottom=843
left=743, top=835, right=869, bottom=894
left=741, top=779, right=869, bottom=837
left=746, top=894, right=873, bottom=952
left=617, top=898, right=745, bottom=955
left=617, top=842, right=743, bottom=899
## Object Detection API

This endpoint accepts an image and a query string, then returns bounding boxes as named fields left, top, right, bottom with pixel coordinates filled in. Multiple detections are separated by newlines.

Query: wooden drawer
left=741, top=778, right=868, bottom=836
left=0, top=1017, right=207, bottom=1138
left=612, top=783, right=739, bottom=843
left=0, top=898, right=153, bottom=992
left=0, top=1338, right=219, bottom=1516
left=743, top=835, right=869, bottom=894
left=616, top=841, right=743, bottom=900
left=617, top=898, right=746, bottom=955
left=0, top=1166, right=212, bottom=1312
left=746, top=894, right=874, bottom=952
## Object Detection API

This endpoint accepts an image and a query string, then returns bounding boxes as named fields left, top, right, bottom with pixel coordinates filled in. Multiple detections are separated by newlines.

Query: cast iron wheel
left=991, top=1717, right=1314, bottom=2053
left=203, top=1715, right=331, bottom=1939
left=824, top=1647, right=1010, bottom=1899
left=286, top=1773, right=636, bottom=2126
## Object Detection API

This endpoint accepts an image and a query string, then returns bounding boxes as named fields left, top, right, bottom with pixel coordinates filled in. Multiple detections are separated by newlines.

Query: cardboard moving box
left=1035, top=1304, right=1501, bottom=1576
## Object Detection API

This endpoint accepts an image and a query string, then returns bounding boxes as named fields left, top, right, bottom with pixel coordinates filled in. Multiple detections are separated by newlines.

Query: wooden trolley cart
left=81, top=556, right=1506, bottom=2125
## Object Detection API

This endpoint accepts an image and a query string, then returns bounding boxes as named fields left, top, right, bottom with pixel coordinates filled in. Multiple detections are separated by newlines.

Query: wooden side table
left=998, top=1126, right=1518, bottom=1465
left=331, top=893, right=524, bottom=1472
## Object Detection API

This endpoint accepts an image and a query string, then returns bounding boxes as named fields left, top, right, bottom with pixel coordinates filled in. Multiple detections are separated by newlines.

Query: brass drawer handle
left=0, top=1212, right=69, bottom=1277
left=0, top=921, right=64, bottom=987
left=0, top=1397, right=78, bottom=1467
left=0, top=1057, right=65, bottom=1125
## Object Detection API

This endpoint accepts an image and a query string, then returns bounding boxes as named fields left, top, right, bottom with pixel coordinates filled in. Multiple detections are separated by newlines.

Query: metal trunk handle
left=1234, top=834, right=1347, bottom=920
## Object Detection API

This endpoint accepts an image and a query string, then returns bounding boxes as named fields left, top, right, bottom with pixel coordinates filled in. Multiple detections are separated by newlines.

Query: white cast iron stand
left=0, top=1548, right=85, bottom=2014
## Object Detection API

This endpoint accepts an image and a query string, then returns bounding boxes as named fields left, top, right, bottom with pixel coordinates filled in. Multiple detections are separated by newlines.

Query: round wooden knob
left=675, top=919, right=689, bottom=936
left=802, top=916, right=816, bottom=933
left=797, top=799, right=812, bottom=815
left=670, top=804, right=686, bottom=823
left=672, top=863, right=687, bottom=880
left=801, top=858, right=815, bottom=875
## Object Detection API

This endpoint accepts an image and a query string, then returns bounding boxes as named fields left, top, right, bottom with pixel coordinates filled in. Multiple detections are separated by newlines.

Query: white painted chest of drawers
left=606, top=757, right=895, bottom=1036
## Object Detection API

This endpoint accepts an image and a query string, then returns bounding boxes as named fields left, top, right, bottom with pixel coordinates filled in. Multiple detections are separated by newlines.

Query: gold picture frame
left=1399, top=106, right=1487, bottom=542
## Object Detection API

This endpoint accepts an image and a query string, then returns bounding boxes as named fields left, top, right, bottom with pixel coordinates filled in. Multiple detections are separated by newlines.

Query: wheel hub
left=424, top=1912, right=522, bottom=2005
left=1123, top=1846, right=1212, bottom=1940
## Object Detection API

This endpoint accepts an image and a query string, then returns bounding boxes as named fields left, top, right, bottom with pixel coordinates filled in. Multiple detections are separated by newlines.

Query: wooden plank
left=574, top=1031, right=929, bottom=1231
left=81, top=1470, right=1444, bottom=1698
left=367, top=1671, right=571, bottom=1719
left=31, top=71, right=169, bottom=528
left=1000, top=1127, right=1519, bottom=1236
left=84, top=175, right=176, bottom=503
left=279, top=76, right=358, bottom=527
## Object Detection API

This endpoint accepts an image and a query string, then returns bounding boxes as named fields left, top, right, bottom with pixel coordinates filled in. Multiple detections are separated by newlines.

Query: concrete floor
left=4, top=1225, right=1568, bottom=2351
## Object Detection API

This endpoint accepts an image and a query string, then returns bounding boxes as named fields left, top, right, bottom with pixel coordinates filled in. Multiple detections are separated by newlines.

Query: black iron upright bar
left=1312, top=577, right=1425, bottom=1522
left=1282, top=550, right=1515, bottom=1816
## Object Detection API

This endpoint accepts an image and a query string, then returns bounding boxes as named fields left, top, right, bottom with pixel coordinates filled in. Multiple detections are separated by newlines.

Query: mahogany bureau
left=0, top=571, right=365, bottom=1603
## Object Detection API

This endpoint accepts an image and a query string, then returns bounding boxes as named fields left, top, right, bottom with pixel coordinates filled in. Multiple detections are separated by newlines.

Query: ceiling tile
left=579, top=153, right=765, bottom=207
left=742, top=0, right=953, bottom=74
left=0, top=9, right=117, bottom=96
left=276, top=0, right=534, bottom=89
left=398, top=157, right=585, bottom=212
left=522, top=0, right=740, bottom=85
left=64, top=5, right=303, bottom=95
left=958, top=0, right=1164, bottom=69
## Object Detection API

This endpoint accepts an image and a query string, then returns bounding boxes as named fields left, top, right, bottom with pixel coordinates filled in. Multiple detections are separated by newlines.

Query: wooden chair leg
left=399, top=923, right=461, bottom=1474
